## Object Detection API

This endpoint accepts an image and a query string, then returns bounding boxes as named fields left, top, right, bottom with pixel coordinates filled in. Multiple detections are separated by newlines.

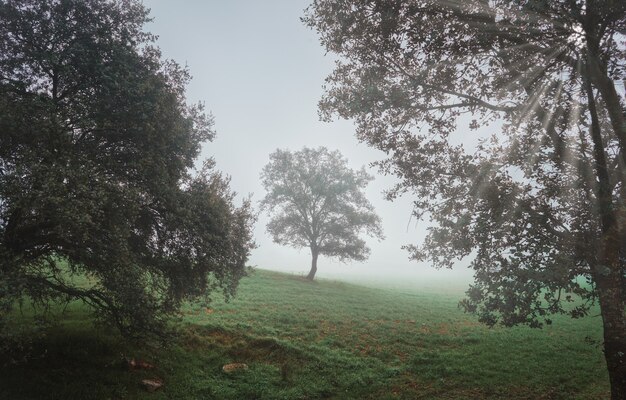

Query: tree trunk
left=591, top=213, right=626, bottom=400
left=596, top=272, right=626, bottom=400
left=306, top=247, right=318, bottom=280
left=584, top=66, right=626, bottom=399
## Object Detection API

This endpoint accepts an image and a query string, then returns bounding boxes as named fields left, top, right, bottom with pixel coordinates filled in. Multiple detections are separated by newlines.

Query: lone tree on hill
left=306, top=0, right=626, bottom=397
left=0, top=0, right=255, bottom=341
left=261, top=147, right=383, bottom=280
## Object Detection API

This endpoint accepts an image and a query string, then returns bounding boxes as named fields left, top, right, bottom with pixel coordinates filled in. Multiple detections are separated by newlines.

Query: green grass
left=0, top=269, right=608, bottom=399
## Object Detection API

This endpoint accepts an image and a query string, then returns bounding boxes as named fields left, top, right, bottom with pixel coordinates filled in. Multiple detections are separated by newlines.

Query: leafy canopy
left=261, top=147, right=383, bottom=266
left=305, top=0, right=625, bottom=326
left=0, top=0, right=255, bottom=340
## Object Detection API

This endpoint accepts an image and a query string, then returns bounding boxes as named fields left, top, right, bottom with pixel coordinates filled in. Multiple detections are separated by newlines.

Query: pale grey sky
left=143, top=0, right=473, bottom=287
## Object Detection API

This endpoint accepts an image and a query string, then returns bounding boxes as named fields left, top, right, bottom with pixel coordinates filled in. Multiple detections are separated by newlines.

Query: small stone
left=140, top=378, right=163, bottom=392
left=222, top=363, right=248, bottom=373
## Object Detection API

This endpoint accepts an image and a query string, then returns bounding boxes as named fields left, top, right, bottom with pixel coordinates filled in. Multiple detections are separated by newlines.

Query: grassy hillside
left=0, top=269, right=608, bottom=399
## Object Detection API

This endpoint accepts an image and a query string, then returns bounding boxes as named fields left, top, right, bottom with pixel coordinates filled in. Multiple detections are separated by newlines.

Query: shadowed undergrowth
left=0, top=269, right=608, bottom=399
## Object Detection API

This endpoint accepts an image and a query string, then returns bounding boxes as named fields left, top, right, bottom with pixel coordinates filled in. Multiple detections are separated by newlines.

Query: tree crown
left=261, top=147, right=383, bottom=261
left=0, top=0, right=255, bottom=340
left=305, top=0, right=626, bottom=326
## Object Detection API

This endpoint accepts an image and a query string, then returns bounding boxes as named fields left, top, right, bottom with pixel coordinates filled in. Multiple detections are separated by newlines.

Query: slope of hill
left=0, top=269, right=608, bottom=399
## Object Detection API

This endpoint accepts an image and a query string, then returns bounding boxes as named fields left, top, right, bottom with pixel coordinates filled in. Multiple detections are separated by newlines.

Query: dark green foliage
left=0, top=0, right=254, bottom=340
left=305, top=1, right=625, bottom=396
left=261, top=147, right=383, bottom=279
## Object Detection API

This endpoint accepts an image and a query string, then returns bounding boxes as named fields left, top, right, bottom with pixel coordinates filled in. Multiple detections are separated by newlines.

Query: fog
left=143, top=0, right=474, bottom=288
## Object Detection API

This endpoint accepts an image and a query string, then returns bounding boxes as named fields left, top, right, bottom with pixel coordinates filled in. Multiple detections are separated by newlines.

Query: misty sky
left=142, top=0, right=473, bottom=287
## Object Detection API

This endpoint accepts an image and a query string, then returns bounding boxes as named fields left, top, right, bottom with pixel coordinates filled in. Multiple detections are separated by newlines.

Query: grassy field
left=0, top=269, right=609, bottom=399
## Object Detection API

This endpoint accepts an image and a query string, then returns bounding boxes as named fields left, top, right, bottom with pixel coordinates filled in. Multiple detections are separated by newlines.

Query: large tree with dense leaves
left=0, top=0, right=255, bottom=341
left=261, top=147, right=383, bottom=280
left=305, top=0, right=626, bottom=397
